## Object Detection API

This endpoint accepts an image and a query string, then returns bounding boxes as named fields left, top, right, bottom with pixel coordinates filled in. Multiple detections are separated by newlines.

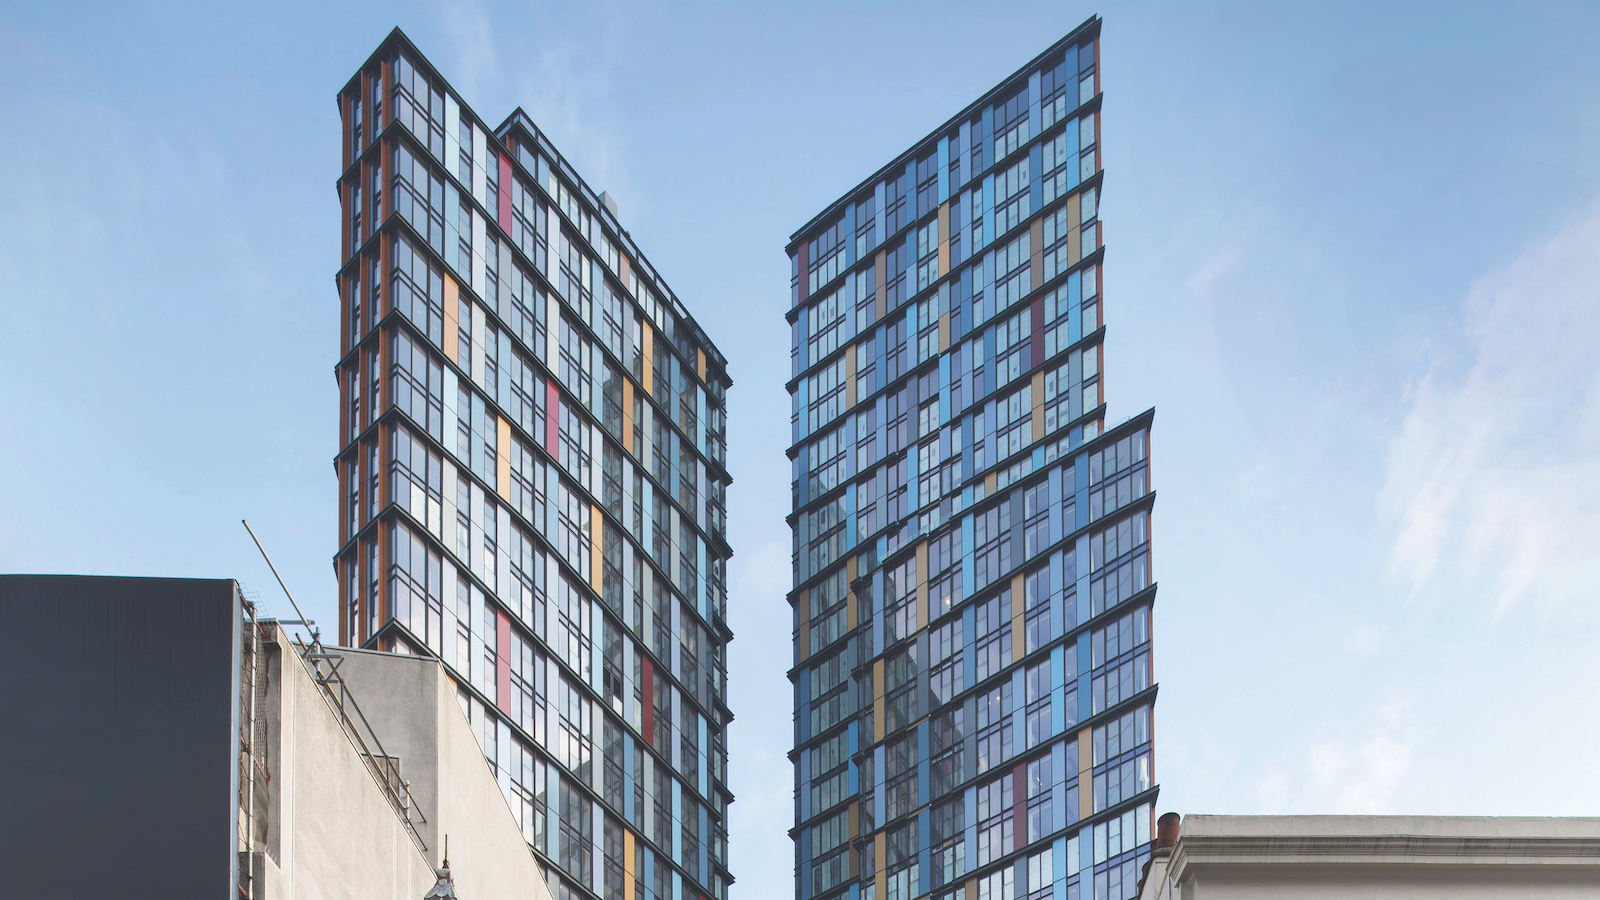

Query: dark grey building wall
left=0, top=575, right=240, bottom=897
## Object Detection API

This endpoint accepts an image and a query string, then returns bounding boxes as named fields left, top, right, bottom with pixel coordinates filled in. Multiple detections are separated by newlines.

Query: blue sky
left=5, top=0, right=1600, bottom=889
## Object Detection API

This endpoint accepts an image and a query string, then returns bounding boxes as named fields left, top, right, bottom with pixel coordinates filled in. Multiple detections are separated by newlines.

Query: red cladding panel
left=546, top=383, right=560, bottom=456
left=498, top=154, right=513, bottom=233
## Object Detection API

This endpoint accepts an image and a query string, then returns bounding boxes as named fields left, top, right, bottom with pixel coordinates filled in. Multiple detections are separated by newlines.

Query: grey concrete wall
left=335, top=646, right=556, bottom=900
left=261, top=631, right=437, bottom=900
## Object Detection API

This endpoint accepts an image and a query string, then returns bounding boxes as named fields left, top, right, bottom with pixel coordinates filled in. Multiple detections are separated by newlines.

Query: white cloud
left=1383, top=208, right=1600, bottom=620
left=1301, top=690, right=1423, bottom=814
left=438, top=0, right=498, bottom=105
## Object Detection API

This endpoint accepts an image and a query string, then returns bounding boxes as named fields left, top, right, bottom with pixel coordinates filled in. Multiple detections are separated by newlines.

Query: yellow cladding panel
left=875, top=834, right=887, bottom=900
left=1030, top=217, right=1044, bottom=287
left=443, top=276, right=460, bottom=363
left=939, top=313, right=950, bottom=353
left=986, top=471, right=998, bottom=496
left=1079, top=727, right=1094, bottom=819
left=875, top=250, right=887, bottom=320
left=620, top=254, right=631, bottom=291
left=966, top=877, right=977, bottom=900
left=698, top=347, right=707, bottom=381
left=590, top=505, right=603, bottom=595
left=624, top=830, right=636, bottom=900
left=846, top=347, right=857, bottom=408
left=1033, top=370, right=1046, bottom=441
left=642, top=323, right=654, bottom=395
left=623, top=380, right=635, bottom=456
left=496, top=417, right=511, bottom=502
left=1012, top=573, right=1026, bottom=650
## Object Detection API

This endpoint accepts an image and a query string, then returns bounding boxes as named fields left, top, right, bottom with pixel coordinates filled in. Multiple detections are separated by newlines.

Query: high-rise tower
left=786, top=17, right=1158, bottom=900
left=336, top=29, right=735, bottom=900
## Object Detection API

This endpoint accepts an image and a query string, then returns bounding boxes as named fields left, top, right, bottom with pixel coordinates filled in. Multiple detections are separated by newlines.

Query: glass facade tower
left=335, top=29, right=735, bottom=900
left=786, top=18, right=1158, bottom=900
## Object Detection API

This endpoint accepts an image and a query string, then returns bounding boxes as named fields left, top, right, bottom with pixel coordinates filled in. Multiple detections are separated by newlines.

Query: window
left=805, top=357, right=847, bottom=435
left=1024, top=565, right=1056, bottom=654
left=808, top=215, right=846, bottom=295
left=1041, top=264, right=1099, bottom=360
left=1087, top=508, right=1151, bottom=618
left=807, top=287, right=847, bottom=364
left=1088, top=430, right=1149, bottom=522
left=987, top=383, right=1034, bottom=470
left=1024, top=754, right=1056, bottom=845
left=1025, top=659, right=1051, bottom=749
left=884, top=554, right=917, bottom=646
left=1091, top=605, right=1151, bottom=715
left=929, top=615, right=964, bottom=705
left=995, top=155, right=1031, bottom=234
left=855, top=334, right=877, bottom=406
left=392, top=424, right=444, bottom=538
left=809, top=645, right=850, bottom=734
left=926, top=526, right=963, bottom=619
left=915, top=285, right=946, bottom=365
left=1021, top=481, right=1049, bottom=560
left=974, top=772, right=1014, bottom=866
left=390, top=233, right=445, bottom=349
left=808, top=566, right=848, bottom=653
left=1093, top=705, right=1151, bottom=767
left=972, top=590, right=1012, bottom=683
left=393, top=143, right=445, bottom=256
left=510, top=175, right=547, bottom=272
left=916, top=149, right=939, bottom=218
left=972, top=499, right=1013, bottom=591
left=994, top=305, right=1030, bottom=391
left=391, top=331, right=446, bottom=445
left=1080, top=185, right=1100, bottom=259
left=386, top=519, right=445, bottom=652
left=391, top=52, right=445, bottom=161
left=884, top=169, right=909, bottom=237
left=855, top=193, right=878, bottom=259
left=556, top=774, right=594, bottom=884
left=915, top=216, right=941, bottom=292
left=802, top=498, right=847, bottom=584
left=811, top=808, right=850, bottom=894
left=884, top=236, right=910, bottom=311
left=930, top=706, right=966, bottom=796
left=992, top=229, right=1032, bottom=312
left=1078, top=112, right=1100, bottom=184
left=350, top=95, right=364, bottom=159
left=931, top=795, right=966, bottom=889
left=855, top=261, right=879, bottom=333
left=993, top=85, right=1030, bottom=162
left=1042, top=345, right=1098, bottom=435
left=808, top=424, right=847, bottom=496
